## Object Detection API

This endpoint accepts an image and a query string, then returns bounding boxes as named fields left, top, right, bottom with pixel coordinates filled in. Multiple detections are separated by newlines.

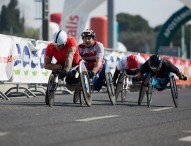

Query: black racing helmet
left=148, top=55, right=163, bottom=71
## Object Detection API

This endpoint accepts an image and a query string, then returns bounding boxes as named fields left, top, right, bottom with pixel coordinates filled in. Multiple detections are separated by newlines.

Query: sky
left=0, top=0, right=186, bottom=29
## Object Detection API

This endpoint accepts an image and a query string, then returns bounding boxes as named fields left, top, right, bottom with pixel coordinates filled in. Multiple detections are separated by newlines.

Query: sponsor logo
left=22, top=46, right=30, bottom=75
left=13, top=44, right=22, bottom=75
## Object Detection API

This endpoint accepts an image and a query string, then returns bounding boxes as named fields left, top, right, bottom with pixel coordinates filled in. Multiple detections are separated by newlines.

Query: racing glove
left=177, top=72, right=187, bottom=81
left=88, top=71, right=95, bottom=79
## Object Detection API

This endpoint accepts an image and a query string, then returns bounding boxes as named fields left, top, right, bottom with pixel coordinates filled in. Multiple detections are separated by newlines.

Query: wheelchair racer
left=44, top=30, right=80, bottom=91
left=113, top=54, right=146, bottom=86
left=136, top=54, right=187, bottom=91
left=78, top=29, right=105, bottom=92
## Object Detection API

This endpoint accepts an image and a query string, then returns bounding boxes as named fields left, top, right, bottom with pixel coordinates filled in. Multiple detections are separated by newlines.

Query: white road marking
left=75, top=115, right=119, bottom=122
left=179, top=136, right=191, bottom=142
left=0, top=132, right=8, bottom=136
left=183, top=130, right=191, bottom=133
left=150, top=107, right=173, bottom=112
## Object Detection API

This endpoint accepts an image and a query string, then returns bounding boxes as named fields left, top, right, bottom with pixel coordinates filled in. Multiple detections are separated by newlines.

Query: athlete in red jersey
left=44, top=30, right=79, bottom=72
left=44, top=30, right=80, bottom=87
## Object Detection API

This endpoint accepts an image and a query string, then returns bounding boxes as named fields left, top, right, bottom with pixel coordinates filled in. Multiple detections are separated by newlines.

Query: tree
left=0, top=0, right=24, bottom=35
left=117, top=13, right=156, bottom=53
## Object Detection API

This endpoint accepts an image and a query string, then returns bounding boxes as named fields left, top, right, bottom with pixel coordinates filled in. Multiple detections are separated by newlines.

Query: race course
left=0, top=86, right=191, bottom=146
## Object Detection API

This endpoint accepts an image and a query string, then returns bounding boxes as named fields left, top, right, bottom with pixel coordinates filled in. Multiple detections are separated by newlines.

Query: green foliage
left=0, top=0, right=39, bottom=39
left=117, top=13, right=156, bottom=53
left=0, top=0, right=24, bottom=35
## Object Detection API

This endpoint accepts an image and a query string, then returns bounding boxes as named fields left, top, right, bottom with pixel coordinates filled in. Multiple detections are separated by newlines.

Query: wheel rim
left=106, top=72, right=116, bottom=105
left=170, top=76, right=178, bottom=107
left=80, top=71, right=92, bottom=106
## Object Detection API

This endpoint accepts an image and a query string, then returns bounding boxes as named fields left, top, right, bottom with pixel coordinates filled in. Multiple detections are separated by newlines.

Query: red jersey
left=78, top=41, right=104, bottom=71
left=45, top=37, right=80, bottom=65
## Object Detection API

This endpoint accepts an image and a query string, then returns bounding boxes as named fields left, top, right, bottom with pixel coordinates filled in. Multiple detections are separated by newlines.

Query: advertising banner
left=61, top=0, right=106, bottom=43
left=0, top=34, right=14, bottom=81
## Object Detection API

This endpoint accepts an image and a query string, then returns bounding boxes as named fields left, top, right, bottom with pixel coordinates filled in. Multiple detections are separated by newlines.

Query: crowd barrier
left=0, top=34, right=190, bottom=99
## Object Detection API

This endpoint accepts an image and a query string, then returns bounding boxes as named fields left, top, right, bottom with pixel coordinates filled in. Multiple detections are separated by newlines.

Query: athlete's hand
left=88, top=71, right=95, bottom=79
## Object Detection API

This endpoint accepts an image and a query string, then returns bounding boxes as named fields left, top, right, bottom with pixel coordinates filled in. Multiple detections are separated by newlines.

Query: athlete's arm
left=92, top=57, right=103, bottom=73
left=64, top=47, right=76, bottom=72
left=44, top=56, right=61, bottom=70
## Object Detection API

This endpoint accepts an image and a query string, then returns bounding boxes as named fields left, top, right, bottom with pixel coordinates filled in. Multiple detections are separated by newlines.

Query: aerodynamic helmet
left=127, top=55, right=139, bottom=70
left=52, top=30, right=67, bottom=45
left=81, top=29, right=96, bottom=39
left=148, top=55, right=163, bottom=71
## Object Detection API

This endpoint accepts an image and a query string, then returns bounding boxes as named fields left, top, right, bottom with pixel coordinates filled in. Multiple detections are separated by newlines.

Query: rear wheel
left=106, top=72, right=116, bottom=105
left=170, top=76, right=178, bottom=107
left=80, top=71, right=92, bottom=106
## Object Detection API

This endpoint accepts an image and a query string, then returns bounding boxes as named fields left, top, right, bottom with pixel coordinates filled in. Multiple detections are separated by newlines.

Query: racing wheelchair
left=115, top=70, right=142, bottom=103
left=138, top=73, right=187, bottom=108
left=45, top=60, right=92, bottom=107
left=80, top=60, right=116, bottom=105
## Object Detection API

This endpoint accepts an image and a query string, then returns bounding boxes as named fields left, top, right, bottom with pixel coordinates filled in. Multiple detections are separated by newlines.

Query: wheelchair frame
left=138, top=73, right=178, bottom=108
left=115, top=71, right=141, bottom=103
left=45, top=60, right=92, bottom=107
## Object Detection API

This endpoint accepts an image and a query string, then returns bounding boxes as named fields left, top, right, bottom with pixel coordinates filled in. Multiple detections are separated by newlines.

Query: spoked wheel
left=146, top=85, right=153, bottom=108
left=80, top=71, right=92, bottom=107
left=115, top=73, right=124, bottom=102
left=138, top=75, right=149, bottom=106
left=46, top=74, right=56, bottom=107
left=170, top=76, right=178, bottom=108
left=106, top=72, right=116, bottom=105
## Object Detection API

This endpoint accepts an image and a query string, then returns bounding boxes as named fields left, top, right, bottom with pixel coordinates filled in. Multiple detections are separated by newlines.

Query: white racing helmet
left=52, top=30, right=67, bottom=45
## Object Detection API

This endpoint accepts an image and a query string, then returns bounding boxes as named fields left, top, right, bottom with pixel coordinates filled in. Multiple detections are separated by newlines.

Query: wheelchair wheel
left=47, top=74, right=56, bottom=107
left=170, top=76, right=178, bottom=107
left=146, top=85, right=153, bottom=108
left=45, top=88, right=49, bottom=105
left=80, top=71, right=92, bottom=107
left=73, top=88, right=81, bottom=104
left=106, top=72, right=116, bottom=105
left=121, top=76, right=128, bottom=103
left=115, top=73, right=124, bottom=102
left=138, top=75, right=149, bottom=106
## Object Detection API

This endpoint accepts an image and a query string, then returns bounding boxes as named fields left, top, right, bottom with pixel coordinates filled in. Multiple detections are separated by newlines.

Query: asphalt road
left=0, top=87, right=191, bottom=146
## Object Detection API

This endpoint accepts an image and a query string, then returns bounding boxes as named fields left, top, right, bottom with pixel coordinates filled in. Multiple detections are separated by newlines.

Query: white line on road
left=75, top=115, right=120, bottom=122
left=0, top=132, right=8, bottom=136
left=150, top=107, right=173, bottom=112
left=179, top=136, right=191, bottom=142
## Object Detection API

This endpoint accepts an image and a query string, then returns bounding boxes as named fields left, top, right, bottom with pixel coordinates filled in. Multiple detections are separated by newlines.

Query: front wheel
left=80, top=71, right=92, bottom=106
left=46, top=74, right=56, bottom=107
left=106, top=72, right=116, bottom=105
left=138, top=75, right=149, bottom=106
left=170, top=76, right=178, bottom=107
left=146, top=85, right=153, bottom=108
